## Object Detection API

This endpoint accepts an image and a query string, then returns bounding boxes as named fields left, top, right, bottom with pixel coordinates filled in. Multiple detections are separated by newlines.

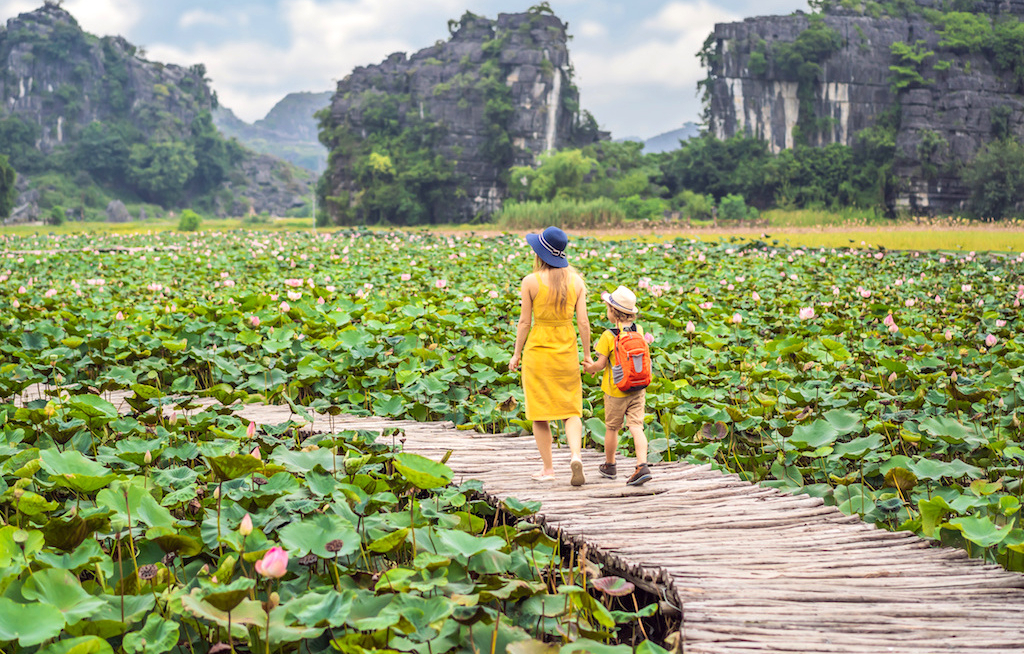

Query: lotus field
left=1, top=228, right=1023, bottom=651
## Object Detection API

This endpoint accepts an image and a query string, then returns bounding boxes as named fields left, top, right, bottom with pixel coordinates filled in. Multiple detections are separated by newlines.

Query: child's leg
left=628, top=422, right=647, bottom=465
left=605, top=428, right=618, bottom=464
left=532, top=420, right=554, bottom=474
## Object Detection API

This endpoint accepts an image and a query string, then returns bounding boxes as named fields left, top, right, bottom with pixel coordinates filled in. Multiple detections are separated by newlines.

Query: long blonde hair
left=534, top=255, right=583, bottom=314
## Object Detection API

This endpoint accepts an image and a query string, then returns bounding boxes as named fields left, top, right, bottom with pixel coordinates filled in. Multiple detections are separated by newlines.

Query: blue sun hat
left=525, top=226, right=569, bottom=268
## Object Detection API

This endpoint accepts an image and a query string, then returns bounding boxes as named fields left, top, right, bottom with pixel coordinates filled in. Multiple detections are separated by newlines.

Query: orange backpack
left=611, top=325, right=651, bottom=392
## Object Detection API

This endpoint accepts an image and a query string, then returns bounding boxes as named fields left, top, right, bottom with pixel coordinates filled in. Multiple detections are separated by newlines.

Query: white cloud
left=179, top=9, right=232, bottom=29
left=63, top=0, right=141, bottom=36
left=0, top=0, right=141, bottom=36
left=576, top=20, right=607, bottom=38
left=148, top=0, right=470, bottom=122
left=575, top=0, right=737, bottom=88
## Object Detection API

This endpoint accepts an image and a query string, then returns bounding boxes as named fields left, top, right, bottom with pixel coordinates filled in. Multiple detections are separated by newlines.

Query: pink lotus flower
left=798, top=307, right=815, bottom=320
left=888, top=323, right=899, bottom=333
left=985, top=334, right=998, bottom=347
left=685, top=321, right=696, bottom=333
left=44, top=288, right=57, bottom=298
left=247, top=421, right=257, bottom=439
left=883, top=314, right=895, bottom=327
left=944, top=330, right=953, bottom=341
left=279, top=301, right=290, bottom=312
left=961, top=284, right=972, bottom=292
left=285, top=278, right=303, bottom=288
left=317, top=296, right=325, bottom=305
left=239, top=514, right=253, bottom=536
left=643, top=332, right=655, bottom=344
left=11, top=300, right=18, bottom=309
left=400, top=273, right=411, bottom=282
left=255, top=546, right=289, bottom=578
left=488, top=290, right=499, bottom=299
left=731, top=313, right=742, bottom=324
left=887, top=372, right=897, bottom=383
left=435, top=279, right=447, bottom=289
left=251, top=446, right=261, bottom=461
left=251, top=315, right=260, bottom=327
left=287, top=291, right=301, bottom=301
left=996, top=319, right=1006, bottom=328
left=751, top=292, right=761, bottom=301
left=860, top=289, right=871, bottom=298
left=17, top=286, right=26, bottom=294
left=115, top=311, right=124, bottom=320
left=222, top=280, right=235, bottom=287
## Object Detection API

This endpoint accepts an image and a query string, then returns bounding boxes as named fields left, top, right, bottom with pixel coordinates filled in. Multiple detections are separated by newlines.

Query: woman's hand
left=509, top=353, right=521, bottom=371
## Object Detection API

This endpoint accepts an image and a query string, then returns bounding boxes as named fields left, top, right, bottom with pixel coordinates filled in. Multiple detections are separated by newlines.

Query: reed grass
left=494, top=198, right=625, bottom=230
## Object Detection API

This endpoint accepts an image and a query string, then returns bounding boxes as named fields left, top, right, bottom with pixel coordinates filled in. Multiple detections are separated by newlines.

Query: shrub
left=677, top=190, right=714, bottom=220
left=618, top=195, right=668, bottom=221
left=177, top=209, right=202, bottom=231
left=962, top=138, right=1024, bottom=220
left=719, top=194, right=757, bottom=221
left=47, top=205, right=65, bottom=226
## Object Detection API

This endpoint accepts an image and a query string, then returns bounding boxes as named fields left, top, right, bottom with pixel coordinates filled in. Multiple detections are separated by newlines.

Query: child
left=582, top=285, right=652, bottom=486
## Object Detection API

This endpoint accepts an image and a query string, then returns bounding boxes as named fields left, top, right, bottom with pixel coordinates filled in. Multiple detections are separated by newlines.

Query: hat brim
left=602, top=292, right=638, bottom=315
left=526, top=233, right=569, bottom=268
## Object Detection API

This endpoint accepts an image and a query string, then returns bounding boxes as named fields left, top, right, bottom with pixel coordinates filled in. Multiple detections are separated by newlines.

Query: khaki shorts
left=604, top=389, right=646, bottom=433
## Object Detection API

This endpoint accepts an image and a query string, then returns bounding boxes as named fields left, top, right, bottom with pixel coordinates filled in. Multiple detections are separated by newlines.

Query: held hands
left=581, top=357, right=600, bottom=375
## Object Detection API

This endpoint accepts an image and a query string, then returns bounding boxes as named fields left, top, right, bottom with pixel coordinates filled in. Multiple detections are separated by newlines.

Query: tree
left=189, top=111, right=241, bottom=194
left=127, top=139, right=197, bottom=206
left=962, top=138, right=1024, bottom=220
left=0, top=155, right=16, bottom=219
left=74, top=121, right=132, bottom=184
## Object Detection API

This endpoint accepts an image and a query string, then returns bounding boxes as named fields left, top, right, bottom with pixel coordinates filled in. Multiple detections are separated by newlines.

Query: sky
left=0, top=0, right=810, bottom=139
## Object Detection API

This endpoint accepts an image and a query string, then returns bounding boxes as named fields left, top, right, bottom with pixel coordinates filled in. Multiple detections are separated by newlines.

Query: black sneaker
left=626, top=464, right=652, bottom=486
left=598, top=463, right=617, bottom=478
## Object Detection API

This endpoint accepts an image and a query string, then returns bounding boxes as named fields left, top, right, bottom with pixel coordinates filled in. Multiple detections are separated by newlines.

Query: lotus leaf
left=22, top=568, right=107, bottom=626
left=40, top=449, right=119, bottom=493
left=945, top=516, right=1016, bottom=548
left=278, top=512, right=359, bottom=558
left=0, top=525, right=45, bottom=567
left=788, top=419, right=838, bottom=450
left=36, top=636, right=114, bottom=654
left=393, top=452, right=453, bottom=489
left=284, top=589, right=356, bottom=627
left=120, top=614, right=178, bottom=654
left=96, top=482, right=176, bottom=530
left=200, top=576, right=256, bottom=612
left=592, top=576, right=635, bottom=596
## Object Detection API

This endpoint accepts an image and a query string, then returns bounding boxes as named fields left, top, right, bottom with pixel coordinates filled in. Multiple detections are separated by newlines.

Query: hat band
left=539, top=234, right=566, bottom=259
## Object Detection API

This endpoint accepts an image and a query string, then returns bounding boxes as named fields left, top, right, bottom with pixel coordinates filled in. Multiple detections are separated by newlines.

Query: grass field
left=4, top=213, right=1024, bottom=252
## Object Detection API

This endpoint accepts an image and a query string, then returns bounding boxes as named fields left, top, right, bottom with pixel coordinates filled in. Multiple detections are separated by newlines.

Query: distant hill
left=641, top=122, right=701, bottom=153
left=615, top=122, right=701, bottom=153
left=214, top=92, right=331, bottom=173
left=0, top=3, right=311, bottom=221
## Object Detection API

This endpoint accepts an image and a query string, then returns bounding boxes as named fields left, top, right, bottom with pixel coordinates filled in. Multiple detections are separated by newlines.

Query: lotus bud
left=255, top=547, right=289, bottom=578
left=246, top=421, right=256, bottom=439
left=887, top=372, right=897, bottom=383
left=951, top=371, right=958, bottom=383
left=239, top=513, right=253, bottom=536
left=212, top=486, right=220, bottom=500
left=144, top=450, right=152, bottom=465
left=685, top=321, right=696, bottom=333
left=250, top=447, right=261, bottom=461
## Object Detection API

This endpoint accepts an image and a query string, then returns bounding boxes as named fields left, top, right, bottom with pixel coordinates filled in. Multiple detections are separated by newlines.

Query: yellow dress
left=522, top=272, right=582, bottom=420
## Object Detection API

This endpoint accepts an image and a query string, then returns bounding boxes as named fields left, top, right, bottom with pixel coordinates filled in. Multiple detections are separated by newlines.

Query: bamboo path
left=13, top=386, right=1024, bottom=653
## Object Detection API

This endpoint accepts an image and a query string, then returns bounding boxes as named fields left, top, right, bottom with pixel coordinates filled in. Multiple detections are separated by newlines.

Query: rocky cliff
left=214, top=91, right=331, bottom=173
left=0, top=3, right=310, bottom=220
left=320, top=9, right=599, bottom=223
left=706, top=0, right=1024, bottom=212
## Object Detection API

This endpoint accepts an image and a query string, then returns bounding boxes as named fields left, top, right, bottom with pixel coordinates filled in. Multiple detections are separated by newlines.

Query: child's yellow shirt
left=595, top=324, right=645, bottom=398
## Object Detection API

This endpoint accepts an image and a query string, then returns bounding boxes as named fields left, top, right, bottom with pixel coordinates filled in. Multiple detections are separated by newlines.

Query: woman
left=509, top=226, right=592, bottom=485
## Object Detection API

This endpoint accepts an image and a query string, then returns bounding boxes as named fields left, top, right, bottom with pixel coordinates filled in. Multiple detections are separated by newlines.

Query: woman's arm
left=508, top=275, right=535, bottom=371
left=574, top=276, right=592, bottom=363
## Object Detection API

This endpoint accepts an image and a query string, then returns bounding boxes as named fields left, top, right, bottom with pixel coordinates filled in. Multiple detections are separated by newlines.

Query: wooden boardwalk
left=15, top=388, right=1024, bottom=653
